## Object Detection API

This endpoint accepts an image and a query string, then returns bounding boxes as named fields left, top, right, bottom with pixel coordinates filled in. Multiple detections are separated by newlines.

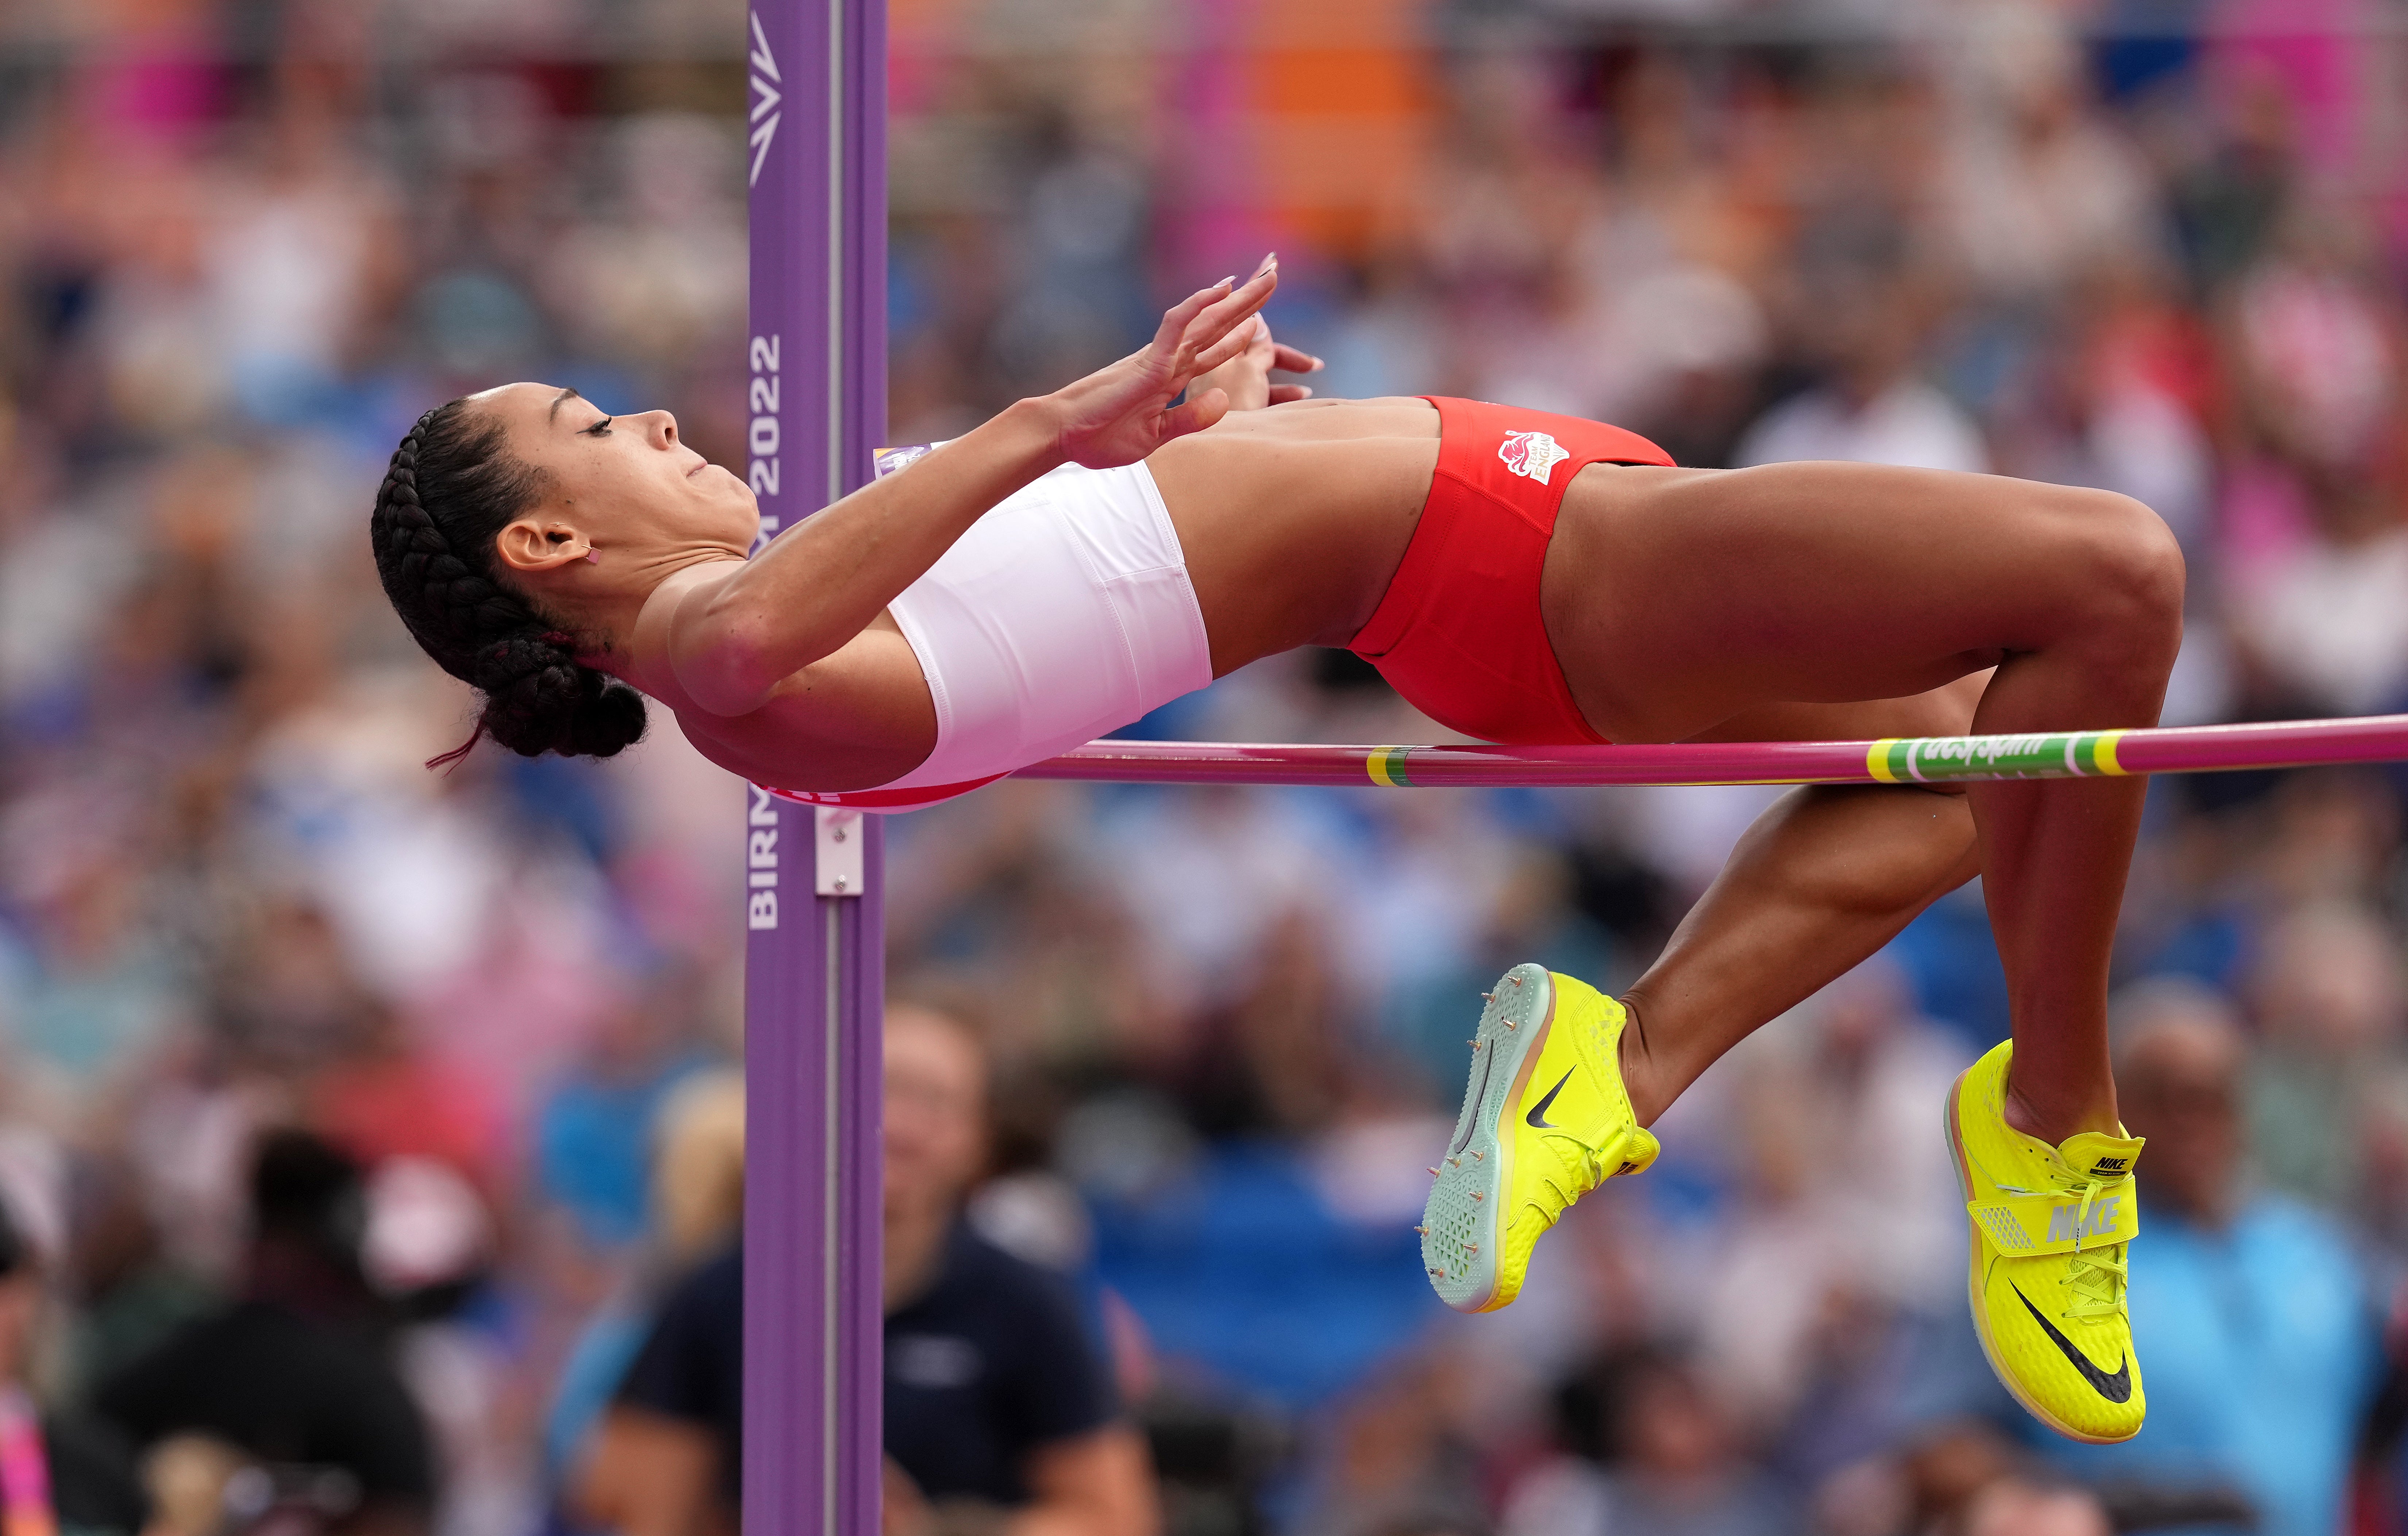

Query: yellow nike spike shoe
left=1420, top=966, right=1658, bottom=1313
left=1947, top=1039, right=2146, bottom=1443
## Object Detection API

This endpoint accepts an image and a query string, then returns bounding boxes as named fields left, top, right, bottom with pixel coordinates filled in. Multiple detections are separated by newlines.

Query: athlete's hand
left=1190, top=314, right=1325, bottom=411
left=1258, top=318, right=1325, bottom=406
left=1042, top=254, right=1280, bottom=468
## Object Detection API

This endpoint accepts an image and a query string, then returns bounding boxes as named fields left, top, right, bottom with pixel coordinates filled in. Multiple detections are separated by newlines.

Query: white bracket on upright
left=814, top=806, right=865, bottom=897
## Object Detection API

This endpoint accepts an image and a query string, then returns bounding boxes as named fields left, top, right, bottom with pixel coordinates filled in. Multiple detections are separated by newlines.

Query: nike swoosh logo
left=1526, top=1070, right=1574, bottom=1130
left=1451, top=1049, right=1497, bottom=1153
left=2011, top=1284, right=2133, bottom=1403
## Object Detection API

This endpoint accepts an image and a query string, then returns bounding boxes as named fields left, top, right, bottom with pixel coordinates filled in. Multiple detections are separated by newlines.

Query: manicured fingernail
left=1216, top=275, right=1236, bottom=289
left=1257, top=251, right=1277, bottom=272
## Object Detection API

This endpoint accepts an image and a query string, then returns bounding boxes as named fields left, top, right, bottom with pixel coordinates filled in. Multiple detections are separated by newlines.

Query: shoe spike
left=1415, top=1225, right=1428, bottom=1235
left=1510, top=975, right=1523, bottom=987
left=1449, top=1156, right=1460, bottom=1167
left=1472, top=1150, right=1483, bottom=1160
left=1428, top=1166, right=1440, bottom=1178
left=1482, top=992, right=1494, bottom=1002
left=1470, top=1192, right=1484, bottom=1202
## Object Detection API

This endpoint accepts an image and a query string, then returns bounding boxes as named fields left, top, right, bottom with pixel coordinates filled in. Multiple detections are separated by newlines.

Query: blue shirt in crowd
left=2045, top=1193, right=2378, bottom=1536
left=533, top=1051, right=713, bottom=1248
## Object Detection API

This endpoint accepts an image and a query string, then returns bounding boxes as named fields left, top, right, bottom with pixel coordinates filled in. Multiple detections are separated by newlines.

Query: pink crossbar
left=1014, top=715, right=2408, bottom=789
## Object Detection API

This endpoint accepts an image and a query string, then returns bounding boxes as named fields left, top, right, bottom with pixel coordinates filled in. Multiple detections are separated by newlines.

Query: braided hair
left=370, top=401, right=647, bottom=764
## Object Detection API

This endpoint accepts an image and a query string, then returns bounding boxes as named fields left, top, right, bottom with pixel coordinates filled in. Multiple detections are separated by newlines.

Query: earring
left=584, top=548, right=601, bottom=564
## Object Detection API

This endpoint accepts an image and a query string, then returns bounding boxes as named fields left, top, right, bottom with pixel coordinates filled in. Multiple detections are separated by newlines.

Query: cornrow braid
left=370, top=401, right=646, bottom=764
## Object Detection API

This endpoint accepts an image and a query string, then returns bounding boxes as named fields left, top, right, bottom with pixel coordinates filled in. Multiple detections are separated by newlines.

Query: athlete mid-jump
left=370, top=257, right=2177, bottom=1443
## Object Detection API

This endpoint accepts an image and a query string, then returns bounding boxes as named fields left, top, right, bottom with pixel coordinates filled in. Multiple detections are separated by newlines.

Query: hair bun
left=472, top=629, right=648, bottom=760
left=571, top=677, right=649, bottom=758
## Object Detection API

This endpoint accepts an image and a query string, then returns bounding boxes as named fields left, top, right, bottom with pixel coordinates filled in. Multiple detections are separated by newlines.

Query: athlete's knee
left=2053, top=489, right=2185, bottom=655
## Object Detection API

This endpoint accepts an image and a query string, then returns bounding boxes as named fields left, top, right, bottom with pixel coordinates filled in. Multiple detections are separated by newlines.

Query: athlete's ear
left=494, top=515, right=594, bottom=575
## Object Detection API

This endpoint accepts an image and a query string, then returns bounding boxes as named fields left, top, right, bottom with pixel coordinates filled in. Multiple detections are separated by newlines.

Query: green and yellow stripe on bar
left=1866, top=730, right=2130, bottom=784
left=1365, top=746, right=1417, bottom=787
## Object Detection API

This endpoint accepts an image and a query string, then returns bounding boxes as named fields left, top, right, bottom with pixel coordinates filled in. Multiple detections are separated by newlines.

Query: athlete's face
left=475, top=381, right=759, bottom=566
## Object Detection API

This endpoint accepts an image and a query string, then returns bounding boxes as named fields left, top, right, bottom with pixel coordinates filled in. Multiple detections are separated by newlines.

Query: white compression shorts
left=769, top=448, right=1213, bottom=812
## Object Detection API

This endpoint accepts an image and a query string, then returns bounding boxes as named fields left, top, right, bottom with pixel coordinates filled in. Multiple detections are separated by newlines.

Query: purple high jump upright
left=742, top=0, right=887, bottom=1532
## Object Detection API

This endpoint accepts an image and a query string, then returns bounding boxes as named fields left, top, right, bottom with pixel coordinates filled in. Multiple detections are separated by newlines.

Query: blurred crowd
left=5, top=0, right=2408, bottom=1533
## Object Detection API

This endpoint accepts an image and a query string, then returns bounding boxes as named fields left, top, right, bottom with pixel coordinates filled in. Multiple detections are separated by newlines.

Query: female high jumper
left=371, top=258, right=2178, bottom=1444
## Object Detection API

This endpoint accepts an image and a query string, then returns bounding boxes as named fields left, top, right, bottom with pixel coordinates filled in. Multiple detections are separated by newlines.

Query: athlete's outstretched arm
left=667, top=260, right=1279, bottom=716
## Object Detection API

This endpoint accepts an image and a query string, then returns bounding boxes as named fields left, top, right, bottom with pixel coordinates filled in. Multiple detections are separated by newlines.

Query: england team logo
left=1499, top=430, right=1571, bottom=485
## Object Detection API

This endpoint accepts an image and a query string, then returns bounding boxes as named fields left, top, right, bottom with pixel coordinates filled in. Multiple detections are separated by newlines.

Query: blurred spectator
left=647, top=1071, right=747, bottom=1267
left=1288, top=1350, right=1485, bottom=1536
left=1733, top=223, right=1988, bottom=475
left=59, top=1155, right=219, bottom=1405
left=2219, top=205, right=2408, bottom=717
left=882, top=1004, right=1153, bottom=1536
left=1960, top=1474, right=2111, bottom=1536
left=0, top=810, right=193, bottom=1102
left=1687, top=962, right=1966, bottom=1441
left=2044, top=993, right=2378, bottom=1536
left=533, top=979, right=720, bottom=1253
left=0, top=1195, right=147, bottom=1536
left=543, top=1067, right=742, bottom=1509
left=312, top=1010, right=509, bottom=1203
left=2243, top=900, right=2405, bottom=1210
left=94, top=1130, right=435, bottom=1536
left=1501, top=1346, right=1790, bottom=1536
left=577, top=1005, right=1157, bottom=1536
left=1941, top=12, right=2163, bottom=308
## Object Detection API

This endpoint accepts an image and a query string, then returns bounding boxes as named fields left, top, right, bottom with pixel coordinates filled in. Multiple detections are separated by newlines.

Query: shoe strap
left=1968, top=1181, right=2139, bottom=1256
left=1528, top=1125, right=1661, bottom=1222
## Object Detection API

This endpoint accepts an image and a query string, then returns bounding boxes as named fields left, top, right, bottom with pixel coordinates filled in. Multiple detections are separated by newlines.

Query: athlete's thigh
left=1682, top=673, right=1988, bottom=746
left=1541, top=460, right=2121, bottom=743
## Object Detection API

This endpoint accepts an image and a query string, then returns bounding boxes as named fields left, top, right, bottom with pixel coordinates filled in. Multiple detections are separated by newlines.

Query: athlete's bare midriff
left=1145, top=394, right=1439, bottom=670
left=666, top=396, right=1440, bottom=793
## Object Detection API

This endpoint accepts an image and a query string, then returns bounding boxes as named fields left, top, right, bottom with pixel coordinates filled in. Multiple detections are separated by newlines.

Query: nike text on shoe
left=1420, top=966, right=1659, bottom=1313
left=1946, top=1039, right=2147, bottom=1443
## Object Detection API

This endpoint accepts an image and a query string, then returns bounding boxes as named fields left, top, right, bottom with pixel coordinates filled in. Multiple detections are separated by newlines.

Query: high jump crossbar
left=1015, top=715, right=2408, bottom=789
left=743, top=4, right=2408, bottom=1529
